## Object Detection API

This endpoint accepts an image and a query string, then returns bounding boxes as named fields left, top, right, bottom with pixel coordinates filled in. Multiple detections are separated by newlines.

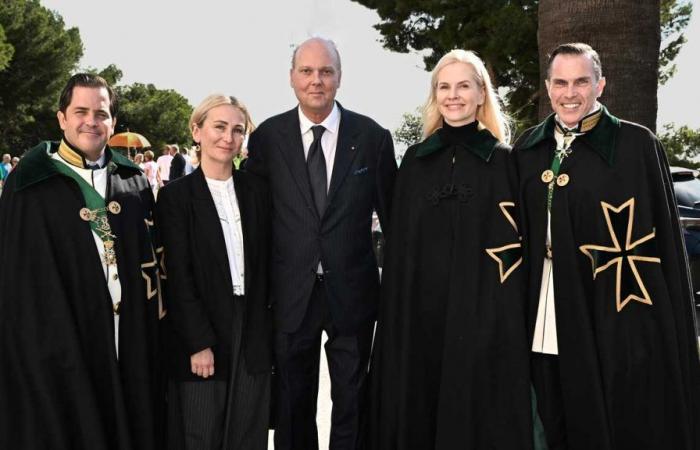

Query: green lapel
left=518, top=106, right=621, bottom=166
left=415, top=128, right=500, bottom=162
left=14, top=141, right=141, bottom=191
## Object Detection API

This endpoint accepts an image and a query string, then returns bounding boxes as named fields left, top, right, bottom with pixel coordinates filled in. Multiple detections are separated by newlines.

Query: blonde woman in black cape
left=368, top=50, right=537, bottom=449
left=157, top=94, right=272, bottom=450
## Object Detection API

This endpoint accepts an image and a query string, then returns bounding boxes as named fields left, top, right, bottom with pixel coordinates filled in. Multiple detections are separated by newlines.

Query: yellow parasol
left=108, top=131, right=151, bottom=149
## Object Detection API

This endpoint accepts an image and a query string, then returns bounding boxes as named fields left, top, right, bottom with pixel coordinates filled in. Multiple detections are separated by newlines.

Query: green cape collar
left=14, top=141, right=140, bottom=191
left=415, top=127, right=500, bottom=162
left=518, top=105, right=621, bottom=166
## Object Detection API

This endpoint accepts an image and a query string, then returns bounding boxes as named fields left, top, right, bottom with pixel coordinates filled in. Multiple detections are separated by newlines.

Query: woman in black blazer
left=157, top=94, right=271, bottom=450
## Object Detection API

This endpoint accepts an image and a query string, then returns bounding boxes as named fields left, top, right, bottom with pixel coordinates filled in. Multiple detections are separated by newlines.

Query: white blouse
left=205, top=176, right=245, bottom=295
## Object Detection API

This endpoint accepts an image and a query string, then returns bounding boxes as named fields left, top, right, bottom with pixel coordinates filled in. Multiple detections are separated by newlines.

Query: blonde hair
left=422, top=50, right=510, bottom=143
left=190, top=94, right=256, bottom=136
left=144, top=150, right=155, bottom=161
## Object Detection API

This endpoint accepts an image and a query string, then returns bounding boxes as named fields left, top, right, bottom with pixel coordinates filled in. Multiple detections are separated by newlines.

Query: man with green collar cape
left=514, top=43, right=700, bottom=449
left=0, top=74, right=164, bottom=449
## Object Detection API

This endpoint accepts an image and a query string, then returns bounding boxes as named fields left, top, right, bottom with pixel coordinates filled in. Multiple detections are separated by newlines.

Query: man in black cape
left=0, top=74, right=163, bottom=449
left=514, top=43, right=700, bottom=449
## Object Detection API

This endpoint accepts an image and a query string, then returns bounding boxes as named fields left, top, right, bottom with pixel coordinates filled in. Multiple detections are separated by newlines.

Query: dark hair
left=58, top=73, right=119, bottom=118
left=546, top=43, right=602, bottom=81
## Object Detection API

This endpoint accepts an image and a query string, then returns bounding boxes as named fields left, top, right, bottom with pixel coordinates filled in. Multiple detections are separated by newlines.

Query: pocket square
left=353, top=167, right=368, bottom=175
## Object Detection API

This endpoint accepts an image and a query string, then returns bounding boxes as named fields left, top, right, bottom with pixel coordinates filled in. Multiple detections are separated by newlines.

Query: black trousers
left=274, top=277, right=374, bottom=450
left=531, top=353, right=568, bottom=450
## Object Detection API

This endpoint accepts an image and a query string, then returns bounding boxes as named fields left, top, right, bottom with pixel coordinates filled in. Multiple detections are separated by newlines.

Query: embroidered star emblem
left=157, top=246, right=167, bottom=280
left=485, top=201, right=523, bottom=283
left=579, top=198, right=661, bottom=312
left=141, top=248, right=159, bottom=301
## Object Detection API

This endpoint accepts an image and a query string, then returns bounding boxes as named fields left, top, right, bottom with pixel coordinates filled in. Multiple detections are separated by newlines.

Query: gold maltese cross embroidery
left=579, top=198, right=661, bottom=312
left=486, top=201, right=523, bottom=283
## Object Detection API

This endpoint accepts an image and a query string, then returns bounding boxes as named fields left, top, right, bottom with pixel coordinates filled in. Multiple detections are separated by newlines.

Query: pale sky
left=42, top=0, right=700, bottom=137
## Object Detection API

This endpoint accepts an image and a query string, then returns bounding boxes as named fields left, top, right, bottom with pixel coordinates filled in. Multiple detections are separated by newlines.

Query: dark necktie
left=307, top=125, right=327, bottom=217
left=87, top=163, right=100, bottom=170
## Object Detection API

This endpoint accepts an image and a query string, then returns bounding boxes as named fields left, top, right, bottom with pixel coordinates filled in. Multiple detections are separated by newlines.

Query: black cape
left=369, top=123, right=534, bottom=449
left=0, top=142, right=163, bottom=450
left=514, top=107, right=700, bottom=449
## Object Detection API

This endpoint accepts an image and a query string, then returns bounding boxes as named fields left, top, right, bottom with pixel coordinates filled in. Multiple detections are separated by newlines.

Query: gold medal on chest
left=79, top=207, right=92, bottom=221
left=108, top=201, right=121, bottom=214
left=541, top=170, right=554, bottom=183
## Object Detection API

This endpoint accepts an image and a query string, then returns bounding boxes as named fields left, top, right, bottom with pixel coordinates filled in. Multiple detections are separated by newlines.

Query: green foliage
left=84, top=63, right=124, bottom=86
left=114, top=82, right=193, bottom=152
left=393, top=109, right=423, bottom=150
left=0, top=0, right=83, bottom=154
left=0, top=2, right=191, bottom=157
left=0, top=25, right=14, bottom=72
left=659, top=0, right=693, bottom=85
left=354, top=0, right=691, bottom=132
left=353, top=0, right=539, bottom=130
left=659, top=123, right=700, bottom=169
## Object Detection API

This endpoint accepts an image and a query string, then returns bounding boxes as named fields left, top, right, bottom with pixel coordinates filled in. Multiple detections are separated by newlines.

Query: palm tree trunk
left=538, top=0, right=660, bottom=131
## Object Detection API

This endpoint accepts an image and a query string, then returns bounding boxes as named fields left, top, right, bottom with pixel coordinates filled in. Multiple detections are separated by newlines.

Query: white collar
left=298, top=102, right=341, bottom=136
left=89, top=151, right=107, bottom=169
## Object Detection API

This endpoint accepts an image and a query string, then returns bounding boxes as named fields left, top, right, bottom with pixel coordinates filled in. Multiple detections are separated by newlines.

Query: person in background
left=0, top=153, right=10, bottom=189
left=143, top=150, right=159, bottom=196
left=184, top=146, right=197, bottom=175
left=158, top=94, right=272, bottom=450
left=134, top=152, right=144, bottom=169
left=169, top=143, right=186, bottom=181
left=157, top=144, right=173, bottom=187
left=234, top=144, right=249, bottom=170
left=1, top=154, right=11, bottom=174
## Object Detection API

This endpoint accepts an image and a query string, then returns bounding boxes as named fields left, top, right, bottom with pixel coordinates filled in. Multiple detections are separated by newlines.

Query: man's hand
left=190, top=347, right=215, bottom=378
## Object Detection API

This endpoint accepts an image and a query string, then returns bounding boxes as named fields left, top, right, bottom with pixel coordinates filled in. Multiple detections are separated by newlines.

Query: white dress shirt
left=51, top=150, right=123, bottom=357
left=205, top=176, right=246, bottom=296
left=298, top=102, right=341, bottom=192
left=298, top=102, right=341, bottom=274
left=531, top=128, right=581, bottom=355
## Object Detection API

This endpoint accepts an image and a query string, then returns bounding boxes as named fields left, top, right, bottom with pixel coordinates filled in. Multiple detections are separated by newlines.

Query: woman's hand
left=190, top=347, right=215, bottom=378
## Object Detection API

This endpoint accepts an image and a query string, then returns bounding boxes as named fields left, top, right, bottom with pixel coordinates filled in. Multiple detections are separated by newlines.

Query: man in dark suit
left=246, top=37, right=397, bottom=450
left=168, top=143, right=186, bottom=181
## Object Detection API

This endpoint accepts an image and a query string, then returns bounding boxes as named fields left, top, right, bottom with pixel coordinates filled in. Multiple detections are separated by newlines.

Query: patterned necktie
left=307, top=125, right=327, bottom=217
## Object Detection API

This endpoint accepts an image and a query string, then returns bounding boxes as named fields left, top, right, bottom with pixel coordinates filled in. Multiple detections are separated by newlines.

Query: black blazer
left=156, top=167, right=271, bottom=381
left=169, top=152, right=186, bottom=180
left=246, top=104, right=397, bottom=334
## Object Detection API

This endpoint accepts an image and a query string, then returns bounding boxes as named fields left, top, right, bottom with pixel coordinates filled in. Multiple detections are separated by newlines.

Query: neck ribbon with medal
left=53, top=140, right=122, bottom=268
left=541, top=108, right=602, bottom=258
